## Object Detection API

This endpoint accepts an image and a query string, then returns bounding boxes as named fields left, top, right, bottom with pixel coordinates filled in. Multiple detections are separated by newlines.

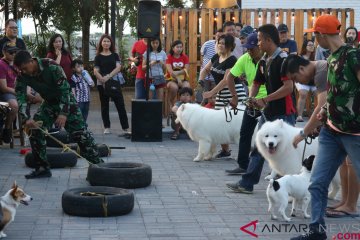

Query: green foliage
left=165, top=0, right=185, bottom=8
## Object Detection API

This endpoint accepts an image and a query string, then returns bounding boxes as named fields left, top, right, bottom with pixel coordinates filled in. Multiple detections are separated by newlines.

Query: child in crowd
left=142, top=37, right=167, bottom=100
left=170, top=87, right=193, bottom=140
left=71, top=59, right=94, bottom=122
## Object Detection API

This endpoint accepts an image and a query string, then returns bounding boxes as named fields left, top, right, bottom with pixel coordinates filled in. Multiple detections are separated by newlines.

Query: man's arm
left=15, top=77, right=30, bottom=122
left=0, top=78, right=15, bottom=94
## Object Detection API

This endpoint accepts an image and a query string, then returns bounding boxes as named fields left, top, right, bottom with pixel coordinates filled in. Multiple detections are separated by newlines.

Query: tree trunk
left=4, top=0, right=9, bottom=21
left=12, top=0, right=18, bottom=19
left=81, top=20, right=91, bottom=63
left=66, top=32, right=72, bottom=55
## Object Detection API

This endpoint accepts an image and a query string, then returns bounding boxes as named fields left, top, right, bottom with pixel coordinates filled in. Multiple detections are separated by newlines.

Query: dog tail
left=269, top=179, right=280, bottom=192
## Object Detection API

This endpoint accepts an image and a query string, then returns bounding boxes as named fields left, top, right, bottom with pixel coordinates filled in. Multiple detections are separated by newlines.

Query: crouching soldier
left=14, top=50, right=103, bottom=179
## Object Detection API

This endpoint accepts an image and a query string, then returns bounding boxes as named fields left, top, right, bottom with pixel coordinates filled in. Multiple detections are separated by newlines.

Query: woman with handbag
left=142, top=37, right=167, bottom=100
left=93, top=34, right=129, bottom=135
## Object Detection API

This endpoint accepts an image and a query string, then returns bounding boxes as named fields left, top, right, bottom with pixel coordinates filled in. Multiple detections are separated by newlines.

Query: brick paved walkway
left=0, top=88, right=358, bottom=240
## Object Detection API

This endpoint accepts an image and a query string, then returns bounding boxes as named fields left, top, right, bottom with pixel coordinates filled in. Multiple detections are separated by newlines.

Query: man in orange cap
left=291, top=14, right=360, bottom=240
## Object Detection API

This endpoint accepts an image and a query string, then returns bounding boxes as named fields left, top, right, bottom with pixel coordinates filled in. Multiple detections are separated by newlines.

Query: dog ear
left=277, top=119, right=284, bottom=127
left=12, top=181, right=17, bottom=189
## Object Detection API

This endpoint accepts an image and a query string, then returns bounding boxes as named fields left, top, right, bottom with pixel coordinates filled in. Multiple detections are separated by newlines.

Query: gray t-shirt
left=143, top=50, right=167, bottom=78
left=313, top=60, right=328, bottom=92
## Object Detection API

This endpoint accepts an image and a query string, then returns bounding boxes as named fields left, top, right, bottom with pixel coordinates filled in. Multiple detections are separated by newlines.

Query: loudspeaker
left=137, top=0, right=161, bottom=38
left=131, top=100, right=162, bottom=142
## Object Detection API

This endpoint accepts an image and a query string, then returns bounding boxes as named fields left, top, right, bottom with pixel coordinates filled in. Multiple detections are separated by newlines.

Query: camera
left=134, top=52, right=142, bottom=66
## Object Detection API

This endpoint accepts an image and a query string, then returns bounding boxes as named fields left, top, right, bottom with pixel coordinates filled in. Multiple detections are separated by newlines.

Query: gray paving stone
left=0, top=96, right=356, bottom=240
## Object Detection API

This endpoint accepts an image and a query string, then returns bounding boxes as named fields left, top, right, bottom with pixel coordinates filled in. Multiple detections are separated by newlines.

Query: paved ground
left=0, top=89, right=358, bottom=240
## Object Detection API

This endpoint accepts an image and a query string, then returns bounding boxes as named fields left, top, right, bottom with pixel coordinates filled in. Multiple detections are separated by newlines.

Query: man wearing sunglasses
left=0, top=19, right=26, bottom=58
left=0, top=42, right=20, bottom=143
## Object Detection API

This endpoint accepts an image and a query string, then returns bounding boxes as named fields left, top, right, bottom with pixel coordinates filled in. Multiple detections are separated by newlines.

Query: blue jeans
left=239, top=114, right=295, bottom=191
left=135, top=78, right=146, bottom=99
left=237, top=108, right=261, bottom=170
left=78, top=102, right=90, bottom=122
left=309, top=126, right=360, bottom=231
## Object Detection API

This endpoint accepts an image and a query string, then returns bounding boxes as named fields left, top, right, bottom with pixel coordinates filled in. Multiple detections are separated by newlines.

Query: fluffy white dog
left=256, top=119, right=340, bottom=199
left=175, top=103, right=245, bottom=161
left=266, top=155, right=315, bottom=222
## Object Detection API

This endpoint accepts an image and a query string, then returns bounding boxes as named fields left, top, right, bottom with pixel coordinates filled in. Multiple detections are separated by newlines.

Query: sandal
left=326, top=209, right=360, bottom=218
left=170, top=132, right=179, bottom=140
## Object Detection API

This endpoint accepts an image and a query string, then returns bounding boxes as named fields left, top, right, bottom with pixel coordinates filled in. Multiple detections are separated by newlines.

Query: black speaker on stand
left=132, top=0, right=163, bottom=142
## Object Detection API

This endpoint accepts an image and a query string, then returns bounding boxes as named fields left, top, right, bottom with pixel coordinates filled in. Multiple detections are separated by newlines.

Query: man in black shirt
left=226, top=24, right=296, bottom=194
left=0, top=19, right=26, bottom=58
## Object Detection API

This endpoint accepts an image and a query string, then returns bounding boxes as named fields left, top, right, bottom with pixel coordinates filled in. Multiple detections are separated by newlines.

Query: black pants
left=237, top=107, right=261, bottom=170
left=97, top=85, right=129, bottom=130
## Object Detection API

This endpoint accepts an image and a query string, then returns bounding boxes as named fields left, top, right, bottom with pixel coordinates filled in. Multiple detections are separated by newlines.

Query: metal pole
left=145, top=38, right=150, bottom=101
left=111, top=0, right=116, bottom=45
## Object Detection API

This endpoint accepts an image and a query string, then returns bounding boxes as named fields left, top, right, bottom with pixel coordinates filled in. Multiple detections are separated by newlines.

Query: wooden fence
left=161, top=8, right=355, bottom=86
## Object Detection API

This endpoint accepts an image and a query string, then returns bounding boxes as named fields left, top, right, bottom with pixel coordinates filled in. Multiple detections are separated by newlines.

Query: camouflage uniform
left=326, top=45, right=360, bottom=133
left=15, top=58, right=103, bottom=168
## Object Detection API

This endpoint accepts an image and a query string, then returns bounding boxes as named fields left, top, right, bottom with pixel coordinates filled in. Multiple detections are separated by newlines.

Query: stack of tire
left=62, top=163, right=152, bottom=217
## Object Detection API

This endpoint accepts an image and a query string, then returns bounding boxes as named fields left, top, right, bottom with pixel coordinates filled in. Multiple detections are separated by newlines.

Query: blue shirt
left=279, top=39, right=298, bottom=54
left=200, top=40, right=216, bottom=80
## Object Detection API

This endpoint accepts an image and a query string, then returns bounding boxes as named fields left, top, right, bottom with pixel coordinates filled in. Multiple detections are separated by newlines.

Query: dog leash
left=221, top=98, right=248, bottom=122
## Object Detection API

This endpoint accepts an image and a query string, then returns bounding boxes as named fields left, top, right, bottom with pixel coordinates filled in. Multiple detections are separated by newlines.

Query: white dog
left=256, top=119, right=340, bottom=199
left=0, top=182, right=32, bottom=238
left=267, top=155, right=315, bottom=222
left=175, top=103, right=245, bottom=161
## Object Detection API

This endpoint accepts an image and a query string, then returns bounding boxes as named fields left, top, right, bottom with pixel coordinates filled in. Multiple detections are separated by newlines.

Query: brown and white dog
left=0, top=182, right=32, bottom=238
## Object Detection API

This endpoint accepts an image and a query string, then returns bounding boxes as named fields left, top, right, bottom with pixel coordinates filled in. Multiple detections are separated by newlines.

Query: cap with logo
left=2, top=41, right=19, bottom=53
left=304, top=14, right=341, bottom=34
left=240, top=25, right=254, bottom=38
left=243, top=33, right=258, bottom=49
left=277, top=24, right=289, bottom=33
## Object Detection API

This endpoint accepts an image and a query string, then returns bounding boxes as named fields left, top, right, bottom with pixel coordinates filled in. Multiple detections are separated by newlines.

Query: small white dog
left=266, top=155, right=315, bottom=222
left=256, top=119, right=340, bottom=199
left=175, top=103, right=246, bottom=161
left=0, top=182, right=32, bottom=238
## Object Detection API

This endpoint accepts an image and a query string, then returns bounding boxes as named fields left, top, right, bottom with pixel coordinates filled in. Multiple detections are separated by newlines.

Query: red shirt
left=165, top=54, right=189, bottom=79
left=46, top=51, right=73, bottom=82
left=0, top=59, right=17, bottom=88
left=131, top=40, right=147, bottom=79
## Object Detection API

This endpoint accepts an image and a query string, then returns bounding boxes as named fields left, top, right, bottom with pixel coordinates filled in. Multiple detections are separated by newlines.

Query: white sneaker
left=104, top=128, right=111, bottom=134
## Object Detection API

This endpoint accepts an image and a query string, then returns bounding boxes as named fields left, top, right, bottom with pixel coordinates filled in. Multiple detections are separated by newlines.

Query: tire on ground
left=62, top=186, right=134, bottom=217
left=78, top=144, right=110, bottom=158
left=46, top=130, right=74, bottom=147
left=87, top=162, right=152, bottom=188
left=25, top=148, right=77, bottom=168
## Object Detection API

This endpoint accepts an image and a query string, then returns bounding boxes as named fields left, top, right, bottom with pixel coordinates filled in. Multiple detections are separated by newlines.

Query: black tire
left=78, top=143, right=110, bottom=158
left=97, top=144, right=111, bottom=157
left=87, top=162, right=152, bottom=189
left=62, top=186, right=134, bottom=217
left=25, top=148, right=77, bottom=168
left=46, top=130, right=72, bottom=147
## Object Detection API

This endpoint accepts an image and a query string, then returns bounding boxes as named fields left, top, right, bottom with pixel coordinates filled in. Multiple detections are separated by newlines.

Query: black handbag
left=104, top=79, right=122, bottom=98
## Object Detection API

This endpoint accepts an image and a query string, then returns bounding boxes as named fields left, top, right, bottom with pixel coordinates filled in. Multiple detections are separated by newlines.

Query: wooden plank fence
left=161, top=8, right=355, bottom=87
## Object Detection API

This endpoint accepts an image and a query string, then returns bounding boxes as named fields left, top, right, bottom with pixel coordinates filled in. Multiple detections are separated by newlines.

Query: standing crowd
left=0, top=14, right=359, bottom=240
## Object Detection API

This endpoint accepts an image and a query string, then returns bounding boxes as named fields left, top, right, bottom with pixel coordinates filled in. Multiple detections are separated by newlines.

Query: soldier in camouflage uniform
left=291, top=15, right=360, bottom=240
left=14, top=50, right=103, bottom=179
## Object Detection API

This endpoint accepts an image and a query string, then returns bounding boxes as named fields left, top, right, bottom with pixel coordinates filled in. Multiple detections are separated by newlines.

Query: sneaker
left=296, top=116, right=304, bottom=122
left=2, top=128, right=12, bottom=143
left=25, top=168, right=52, bottom=179
left=290, top=231, right=327, bottom=240
left=104, top=128, right=111, bottom=134
left=215, top=149, right=231, bottom=158
left=226, top=182, right=253, bottom=194
left=225, top=167, right=246, bottom=175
